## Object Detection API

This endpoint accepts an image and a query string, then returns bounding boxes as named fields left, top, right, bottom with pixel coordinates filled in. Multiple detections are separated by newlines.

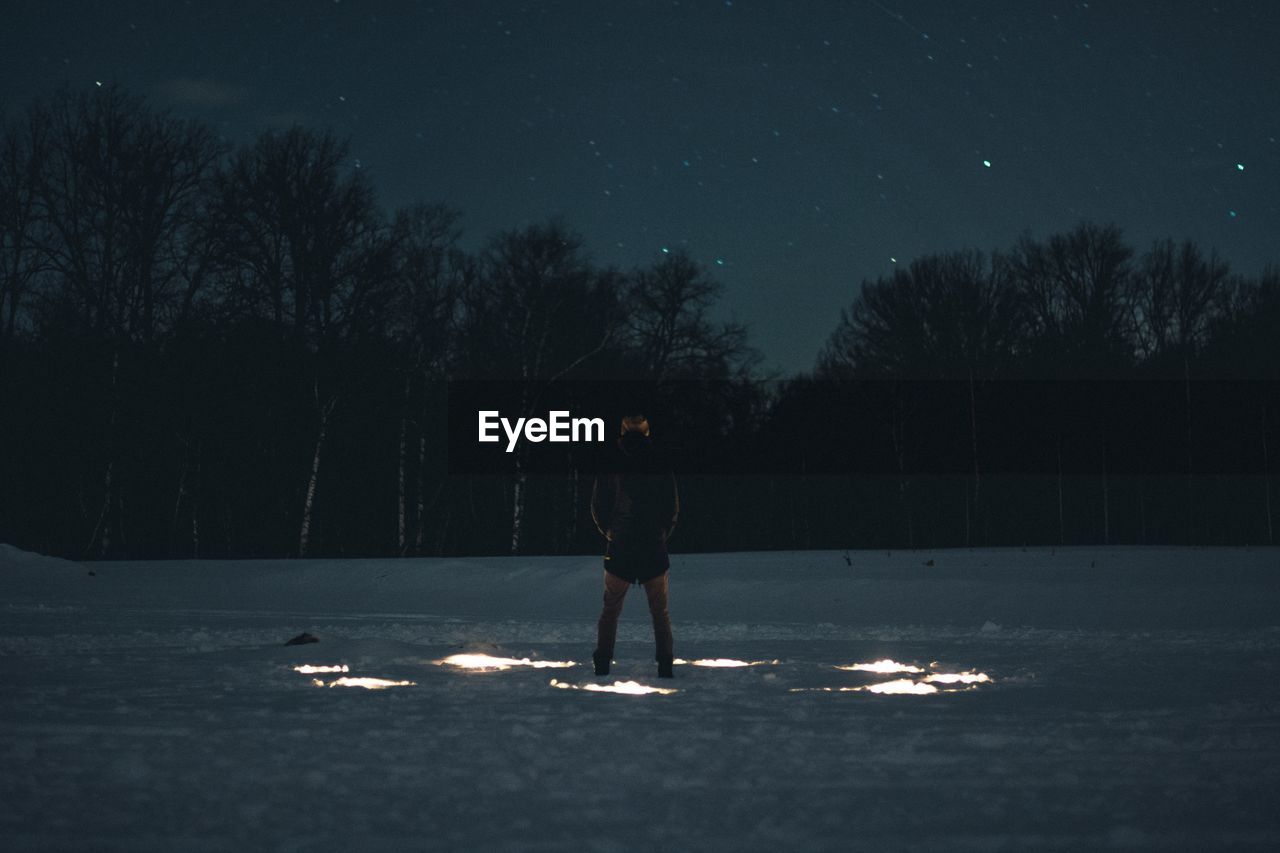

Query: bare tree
left=35, top=85, right=221, bottom=341
left=387, top=203, right=465, bottom=554
left=623, top=250, right=753, bottom=381
left=214, top=126, right=392, bottom=345
left=1007, top=222, right=1134, bottom=372
left=1206, top=268, right=1280, bottom=544
left=1128, top=239, right=1232, bottom=538
left=0, top=108, right=51, bottom=348
left=25, top=86, right=220, bottom=556
left=822, top=249, right=1022, bottom=544
left=214, top=125, right=394, bottom=555
left=458, top=220, right=617, bottom=553
left=1129, top=239, right=1230, bottom=364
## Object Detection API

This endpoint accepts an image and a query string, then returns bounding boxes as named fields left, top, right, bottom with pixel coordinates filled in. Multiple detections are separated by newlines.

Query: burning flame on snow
left=438, top=654, right=576, bottom=671
left=836, top=659, right=925, bottom=674
left=324, top=677, right=415, bottom=690
left=550, top=678, right=676, bottom=696
left=293, top=664, right=349, bottom=674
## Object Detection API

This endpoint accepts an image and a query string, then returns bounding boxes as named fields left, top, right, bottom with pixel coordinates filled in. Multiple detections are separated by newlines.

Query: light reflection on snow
left=836, top=659, right=924, bottom=674
left=794, top=661, right=994, bottom=696
left=550, top=678, right=676, bottom=696
left=789, top=680, right=938, bottom=695
left=293, top=664, right=349, bottom=674
left=325, top=677, right=415, bottom=690
left=674, top=658, right=779, bottom=668
left=860, top=678, right=938, bottom=695
left=439, top=654, right=576, bottom=671
left=924, top=671, right=990, bottom=684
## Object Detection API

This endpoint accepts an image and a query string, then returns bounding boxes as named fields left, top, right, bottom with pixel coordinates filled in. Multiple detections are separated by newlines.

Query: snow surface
left=3, top=544, right=1280, bottom=851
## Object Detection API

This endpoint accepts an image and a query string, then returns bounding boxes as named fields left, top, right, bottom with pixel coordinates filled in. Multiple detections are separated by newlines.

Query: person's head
left=620, top=413, right=651, bottom=437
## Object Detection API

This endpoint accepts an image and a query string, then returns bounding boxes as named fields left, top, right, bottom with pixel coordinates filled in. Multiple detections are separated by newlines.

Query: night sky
left=3, top=1, right=1277, bottom=374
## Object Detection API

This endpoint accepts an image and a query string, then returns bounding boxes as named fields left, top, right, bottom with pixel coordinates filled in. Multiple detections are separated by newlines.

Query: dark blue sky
left=3, top=1, right=1277, bottom=373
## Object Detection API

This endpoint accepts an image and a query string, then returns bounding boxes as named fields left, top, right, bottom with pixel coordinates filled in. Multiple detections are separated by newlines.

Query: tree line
left=810, top=223, right=1278, bottom=549
left=1, top=85, right=1276, bottom=559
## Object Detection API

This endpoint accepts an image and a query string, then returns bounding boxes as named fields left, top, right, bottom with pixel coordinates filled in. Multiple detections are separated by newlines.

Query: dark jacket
left=590, top=432, right=679, bottom=583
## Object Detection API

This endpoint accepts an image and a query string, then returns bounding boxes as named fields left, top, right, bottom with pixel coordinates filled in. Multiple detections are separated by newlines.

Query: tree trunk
left=299, top=392, right=336, bottom=558
left=1056, top=439, right=1065, bottom=547
left=173, top=442, right=189, bottom=538
left=173, top=437, right=201, bottom=557
left=415, top=432, right=427, bottom=554
left=968, top=369, right=981, bottom=547
left=1265, top=400, right=1274, bottom=546
left=1101, top=437, right=1110, bottom=545
left=567, top=465, right=580, bottom=549
left=1184, top=355, right=1194, bottom=544
left=89, top=461, right=115, bottom=557
left=890, top=390, right=912, bottom=549
left=192, top=440, right=201, bottom=559
left=86, top=350, right=121, bottom=558
left=510, top=456, right=527, bottom=555
left=397, top=378, right=409, bottom=555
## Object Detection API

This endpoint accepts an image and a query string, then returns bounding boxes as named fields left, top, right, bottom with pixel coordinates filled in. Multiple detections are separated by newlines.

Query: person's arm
left=590, top=475, right=610, bottom=540
left=665, top=471, right=680, bottom=541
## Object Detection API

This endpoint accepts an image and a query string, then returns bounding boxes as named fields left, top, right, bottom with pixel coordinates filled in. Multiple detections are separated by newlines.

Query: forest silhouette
left=2, top=86, right=1277, bottom=558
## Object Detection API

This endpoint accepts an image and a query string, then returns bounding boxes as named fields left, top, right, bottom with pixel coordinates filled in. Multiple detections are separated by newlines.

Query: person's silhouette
left=589, top=414, right=680, bottom=678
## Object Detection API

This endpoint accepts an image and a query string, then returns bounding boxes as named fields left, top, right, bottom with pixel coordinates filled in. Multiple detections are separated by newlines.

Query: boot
left=657, top=656, right=674, bottom=679
left=592, top=649, right=611, bottom=677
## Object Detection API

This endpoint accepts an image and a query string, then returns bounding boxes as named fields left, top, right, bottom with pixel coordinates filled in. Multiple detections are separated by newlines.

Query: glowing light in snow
left=793, top=661, right=993, bottom=695
left=982, top=159, right=992, bottom=168
left=438, top=654, right=576, bottom=671
left=293, top=664, right=349, bottom=674
left=836, top=659, right=924, bottom=674
left=924, top=671, right=991, bottom=684
left=692, top=659, right=747, bottom=667
left=673, top=658, right=777, bottom=668
left=791, top=681, right=938, bottom=695
left=861, top=678, right=938, bottom=694
left=1236, top=163, right=1245, bottom=171
left=550, top=678, right=676, bottom=695
left=325, top=677, right=415, bottom=690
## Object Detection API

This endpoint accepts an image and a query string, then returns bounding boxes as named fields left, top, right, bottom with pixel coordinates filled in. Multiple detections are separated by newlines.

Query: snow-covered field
left=3, top=544, right=1279, bottom=851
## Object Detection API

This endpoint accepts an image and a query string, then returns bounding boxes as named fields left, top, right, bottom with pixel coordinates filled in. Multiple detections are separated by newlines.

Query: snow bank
left=0, top=542, right=81, bottom=571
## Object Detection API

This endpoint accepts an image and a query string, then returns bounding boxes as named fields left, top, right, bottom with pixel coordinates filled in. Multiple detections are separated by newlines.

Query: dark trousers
left=595, top=570, right=674, bottom=662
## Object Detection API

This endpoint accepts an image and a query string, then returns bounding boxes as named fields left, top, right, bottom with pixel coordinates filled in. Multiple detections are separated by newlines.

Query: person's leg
left=642, top=572, right=674, bottom=672
left=594, top=571, right=630, bottom=672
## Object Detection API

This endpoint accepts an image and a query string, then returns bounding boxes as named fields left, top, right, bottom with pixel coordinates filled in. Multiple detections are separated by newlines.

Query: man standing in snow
left=590, top=413, right=680, bottom=678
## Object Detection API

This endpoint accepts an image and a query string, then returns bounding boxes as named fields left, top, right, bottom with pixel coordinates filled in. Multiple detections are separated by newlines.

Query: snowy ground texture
left=3, top=544, right=1280, bottom=852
